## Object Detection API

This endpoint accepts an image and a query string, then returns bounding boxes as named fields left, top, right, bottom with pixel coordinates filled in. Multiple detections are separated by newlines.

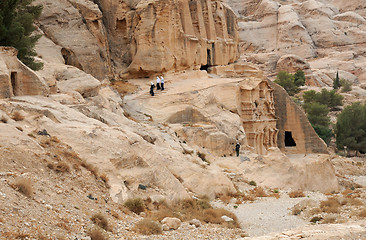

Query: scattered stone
left=189, top=219, right=201, bottom=228
left=221, top=215, right=234, bottom=222
left=161, top=217, right=181, bottom=230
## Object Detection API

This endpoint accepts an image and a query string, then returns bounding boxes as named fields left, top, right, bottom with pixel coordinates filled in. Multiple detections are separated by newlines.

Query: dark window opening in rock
left=201, top=49, right=212, bottom=71
left=11, top=72, right=17, bottom=96
left=285, top=131, right=296, bottom=147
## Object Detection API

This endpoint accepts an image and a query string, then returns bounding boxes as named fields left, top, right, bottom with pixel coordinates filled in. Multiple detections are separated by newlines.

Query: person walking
left=161, top=76, right=165, bottom=90
left=235, top=142, right=240, bottom=157
left=150, top=82, right=155, bottom=96
left=156, top=76, right=161, bottom=90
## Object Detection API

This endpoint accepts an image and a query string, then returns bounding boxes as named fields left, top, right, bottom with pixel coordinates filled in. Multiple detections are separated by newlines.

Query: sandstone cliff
left=225, top=0, right=366, bottom=86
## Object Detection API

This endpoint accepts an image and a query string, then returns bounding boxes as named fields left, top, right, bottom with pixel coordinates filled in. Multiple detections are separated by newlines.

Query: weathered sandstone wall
left=0, top=47, right=48, bottom=98
left=268, top=80, right=328, bottom=154
left=96, top=0, right=239, bottom=77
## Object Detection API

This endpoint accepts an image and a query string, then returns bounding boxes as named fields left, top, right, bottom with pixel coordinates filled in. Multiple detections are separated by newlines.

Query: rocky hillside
left=225, top=0, right=366, bottom=89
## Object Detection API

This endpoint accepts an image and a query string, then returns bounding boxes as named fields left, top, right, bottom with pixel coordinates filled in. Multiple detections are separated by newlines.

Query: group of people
left=150, top=76, right=165, bottom=96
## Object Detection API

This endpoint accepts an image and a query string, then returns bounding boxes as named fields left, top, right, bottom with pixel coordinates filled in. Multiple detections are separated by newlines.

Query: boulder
left=161, top=217, right=181, bottom=230
left=189, top=219, right=202, bottom=227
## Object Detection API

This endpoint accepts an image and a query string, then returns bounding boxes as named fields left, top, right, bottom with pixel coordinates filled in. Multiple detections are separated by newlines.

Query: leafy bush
left=0, top=0, right=43, bottom=70
left=124, top=198, right=145, bottom=214
left=335, top=102, right=366, bottom=153
left=312, top=124, right=333, bottom=144
left=274, top=70, right=305, bottom=96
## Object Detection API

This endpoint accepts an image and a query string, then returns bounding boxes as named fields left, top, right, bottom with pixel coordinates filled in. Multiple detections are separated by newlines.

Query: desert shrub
left=342, top=198, right=364, bottom=206
left=12, top=111, right=24, bottom=121
left=218, top=193, right=233, bottom=204
left=91, top=213, right=109, bottom=231
left=322, top=216, right=337, bottom=224
left=310, top=216, right=323, bottom=223
left=340, top=79, right=352, bottom=92
left=320, top=198, right=341, bottom=213
left=133, top=219, right=162, bottom=235
left=202, top=208, right=240, bottom=228
left=248, top=180, right=257, bottom=186
left=0, top=115, right=7, bottom=123
left=335, top=102, right=366, bottom=153
left=288, top=191, right=305, bottom=198
left=124, top=198, right=145, bottom=214
left=250, top=187, right=267, bottom=197
left=55, top=162, right=70, bottom=173
left=13, top=177, right=33, bottom=197
left=88, top=227, right=108, bottom=240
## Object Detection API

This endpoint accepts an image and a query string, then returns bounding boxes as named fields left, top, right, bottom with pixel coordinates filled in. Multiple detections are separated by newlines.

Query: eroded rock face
left=0, top=47, right=48, bottom=99
left=225, top=0, right=366, bottom=85
left=268, top=80, right=328, bottom=154
left=96, top=0, right=239, bottom=77
left=34, top=0, right=112, bottom=80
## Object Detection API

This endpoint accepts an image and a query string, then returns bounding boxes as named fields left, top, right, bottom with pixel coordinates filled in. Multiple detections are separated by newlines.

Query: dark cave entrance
left=200, top=49, right=212, bottom=71
left=285, top=131, right=296, bottom=147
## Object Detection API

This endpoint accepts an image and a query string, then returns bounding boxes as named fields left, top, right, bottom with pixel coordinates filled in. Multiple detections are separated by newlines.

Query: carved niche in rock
left=239, top=79, right=278, bottom=155
left=0, top=47, right=48, bottom=99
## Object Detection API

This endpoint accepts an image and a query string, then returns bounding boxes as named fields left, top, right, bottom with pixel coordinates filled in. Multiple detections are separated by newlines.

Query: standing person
left=160, top=76, right=165, bottom=90
left=235, top=142, right=240, bottom=157
left=150, top=82, right=155, bottom=96
left=156, top=76, right=161, bottom=90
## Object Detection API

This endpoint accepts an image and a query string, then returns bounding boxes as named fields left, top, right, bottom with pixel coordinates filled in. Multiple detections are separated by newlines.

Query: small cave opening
left=200, top=65, right=209, bottom=71
left=285, top=131, right=296, bottom=147
left=11, top=72, right=17, bottom=96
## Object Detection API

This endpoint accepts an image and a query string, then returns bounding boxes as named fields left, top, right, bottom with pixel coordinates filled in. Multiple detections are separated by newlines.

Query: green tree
left=333, top=72, right=340, bottom=90
left=0, top=0, right=43, bottom=70
left=294, top=70, right=305, bottom=87
left=312, top=124, right=333, bottom=144
left=274, top=71, right=300, bottom=96
left=335, top=102, right=366, bottom=153
left=304, top=102, right=330, bottom=126
left=303, top=89, right=343, bottom=110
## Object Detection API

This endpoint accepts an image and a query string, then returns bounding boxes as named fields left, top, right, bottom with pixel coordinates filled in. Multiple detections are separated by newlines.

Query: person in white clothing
left=160, top=76, right=165, bottom=90
left=156, top=76, right=161, bottom=90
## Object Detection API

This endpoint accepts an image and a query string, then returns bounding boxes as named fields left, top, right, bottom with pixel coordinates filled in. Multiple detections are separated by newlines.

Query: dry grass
left=250, top=187, right=267, bottom=197
left=91, top=213, right=110, bottom=231
left=322, top=216, right=337, bottom=224
left=110, top=80, right=138, bottom=97
left=0, top=115, right=7, bottom=123
left=12, top=111, right=24, bottom=121
left=134, top=219, right=162, bottom=235
left=341, top=198, right=364, bottom=206
left=146, top=197, right=240, bottom=229
left=88, top=227, right=108, bottom=240
left=13, top=177, right=33, bottom=197
left=218, top=193, right=234, bottom=204
left=55, top=162, right=71, bottom=173
left=124, top=198, right=146, bottom=214
left=288, top=191, right=305, bottom=198
left=320, top=198, right=341, bottom=213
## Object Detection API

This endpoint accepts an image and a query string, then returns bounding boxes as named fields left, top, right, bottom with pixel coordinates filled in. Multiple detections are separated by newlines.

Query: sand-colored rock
left=96, top=0, right=239, bottom=77
left=34, top=0, right=112, bottom=80
left=161, top=217, right=181, bottom=230
left=0, top=47, right=48, bottom=99
left=268, top=81, right=328, bottom=154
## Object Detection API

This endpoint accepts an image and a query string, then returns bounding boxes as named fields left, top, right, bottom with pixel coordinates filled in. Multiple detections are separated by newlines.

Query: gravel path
left=214, top=193, right=327, bottom=237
